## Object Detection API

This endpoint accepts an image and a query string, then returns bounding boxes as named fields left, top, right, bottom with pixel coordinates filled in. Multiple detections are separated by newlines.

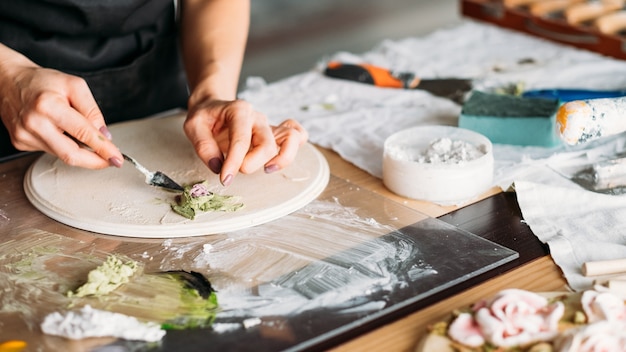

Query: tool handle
left=608, top=279, right=626, bottom=293
left=583, top=258, right=626, bottom=276
left=325, top=61, right=415, bottom=89
left=122, top=153, right=154, bottom=179
left=523, top=88, right=626, bottom=101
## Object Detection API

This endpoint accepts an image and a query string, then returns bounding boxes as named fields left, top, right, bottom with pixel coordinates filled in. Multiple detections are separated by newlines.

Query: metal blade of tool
left=123, top=153, right=184, bottom=192
left=570, top=155, right=626, bottom=195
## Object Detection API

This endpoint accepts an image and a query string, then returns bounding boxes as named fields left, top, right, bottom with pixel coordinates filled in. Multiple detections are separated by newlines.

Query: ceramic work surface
left=24, top=111, right=329, bottom=237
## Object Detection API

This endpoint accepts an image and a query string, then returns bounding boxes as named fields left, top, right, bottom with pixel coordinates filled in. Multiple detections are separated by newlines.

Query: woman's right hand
left=0, top=46, right=123, bottom=169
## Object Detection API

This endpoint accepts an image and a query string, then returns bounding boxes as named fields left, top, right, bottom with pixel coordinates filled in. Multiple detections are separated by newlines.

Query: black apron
left=0, top=0, right=189, bottom=159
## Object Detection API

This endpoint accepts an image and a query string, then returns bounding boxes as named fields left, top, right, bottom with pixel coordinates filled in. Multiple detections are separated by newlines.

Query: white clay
left=383, top=126, right=493, bottom=205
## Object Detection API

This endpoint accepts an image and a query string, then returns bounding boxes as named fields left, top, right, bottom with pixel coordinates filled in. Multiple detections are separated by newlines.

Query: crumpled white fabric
left=508, top=134, right=626, bottom=291
left=516, top=179, right=626, bottom=291
left=240, top=20, right=626, bottom=290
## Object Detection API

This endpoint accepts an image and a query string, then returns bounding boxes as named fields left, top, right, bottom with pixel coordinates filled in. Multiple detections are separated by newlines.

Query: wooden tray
left=461, top=0, right=626, bottom=60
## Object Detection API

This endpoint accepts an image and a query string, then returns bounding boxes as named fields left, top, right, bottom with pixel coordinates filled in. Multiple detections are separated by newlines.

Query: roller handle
left=523, top=88, right=626, bottom=101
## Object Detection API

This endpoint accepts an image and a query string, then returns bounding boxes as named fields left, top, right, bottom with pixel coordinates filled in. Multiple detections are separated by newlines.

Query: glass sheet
left=0, top=176, right=518, bottom=351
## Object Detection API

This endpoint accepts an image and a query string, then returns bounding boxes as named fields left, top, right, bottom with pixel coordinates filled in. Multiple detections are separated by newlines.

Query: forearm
left=0, top=43, right=37, bottom=86
left=180, top=0, right=250, bottom=105
left=0, top=43, right=37, bottom=122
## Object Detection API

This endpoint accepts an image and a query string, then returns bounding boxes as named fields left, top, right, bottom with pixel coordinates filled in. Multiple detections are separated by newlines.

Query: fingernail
left=208, top=157, right=223, bottom=174
left=99, top=126, right=112, bottom=140
left=109, top=157, right=123, bottom=168
left=265, top=164, right=280, bottom=174
left=221, top=174, right=233, bottom=187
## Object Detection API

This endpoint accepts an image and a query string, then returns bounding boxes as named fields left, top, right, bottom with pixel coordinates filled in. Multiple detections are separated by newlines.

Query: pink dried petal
left=189, top=183, right=211, bottom=197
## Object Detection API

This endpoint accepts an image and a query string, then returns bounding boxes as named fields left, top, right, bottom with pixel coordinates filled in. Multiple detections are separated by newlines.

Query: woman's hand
left=184, top=98, right=307, bottom=186
left=0, top=49, right=123, bottom=169
left=179, top=0, right=307, bottom=186
left=267, top=118, right=309, bottom=172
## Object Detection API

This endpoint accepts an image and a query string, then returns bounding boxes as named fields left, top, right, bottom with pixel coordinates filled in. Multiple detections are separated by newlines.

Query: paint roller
left=556, top=96, right=626, bottom=146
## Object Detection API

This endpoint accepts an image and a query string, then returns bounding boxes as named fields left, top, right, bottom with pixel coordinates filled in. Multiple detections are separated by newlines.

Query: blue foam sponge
left=459, top=91, right=562, bottom=147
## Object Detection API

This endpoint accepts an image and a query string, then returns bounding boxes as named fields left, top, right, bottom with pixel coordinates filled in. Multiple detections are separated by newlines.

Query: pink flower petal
left=448, top=312, right=485, bottom=347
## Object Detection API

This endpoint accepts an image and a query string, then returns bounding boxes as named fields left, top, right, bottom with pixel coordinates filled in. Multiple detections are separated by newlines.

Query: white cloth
left=516, top=181, right=626, bottom=291
left=240, top=20, right=626, bottom=291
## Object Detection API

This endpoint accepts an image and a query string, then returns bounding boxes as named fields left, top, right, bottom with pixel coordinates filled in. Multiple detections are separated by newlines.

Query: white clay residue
left=158, top=199, right=436, bottom=324
left=0, top=209, right=9, bottom=223
left=37, top=163, right=59, bottom=179
left=385, top=138, right=486, bottom=166
left=211, top=322, right=242, bottom=333
left=0, top=231, right=124, bottom=331
left=41, top=305, right=165, bottom=342
left=415, top=138, right=485, bottom=164
left=108, top=201, right=150, bottom=224
left=280, top=168, right=311, bottom=182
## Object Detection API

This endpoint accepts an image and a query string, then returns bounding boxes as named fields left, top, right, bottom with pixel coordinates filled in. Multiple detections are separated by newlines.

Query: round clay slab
left=24, top=112, right=329, bottom=238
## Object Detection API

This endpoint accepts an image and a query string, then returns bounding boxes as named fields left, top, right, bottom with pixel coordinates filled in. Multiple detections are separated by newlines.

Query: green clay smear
left=172, top=180, right=244, bottom=220
left=68, top=255, right=138, bottom=298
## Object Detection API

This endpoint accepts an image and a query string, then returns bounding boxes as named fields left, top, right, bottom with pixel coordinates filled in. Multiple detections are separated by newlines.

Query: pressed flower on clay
left=171, top=181, right=243, bottom=220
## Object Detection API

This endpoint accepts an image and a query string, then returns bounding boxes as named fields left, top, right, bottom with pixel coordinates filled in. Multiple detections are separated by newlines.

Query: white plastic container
left=382, top=126, right=494, bottom=205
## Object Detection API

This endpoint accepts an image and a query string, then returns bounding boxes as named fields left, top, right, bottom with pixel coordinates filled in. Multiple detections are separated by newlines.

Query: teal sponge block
left=459, top=91, right=562, bottom=147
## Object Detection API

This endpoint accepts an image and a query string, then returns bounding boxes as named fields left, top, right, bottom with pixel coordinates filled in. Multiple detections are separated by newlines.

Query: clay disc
left=24, top=112, right=329, bottom=238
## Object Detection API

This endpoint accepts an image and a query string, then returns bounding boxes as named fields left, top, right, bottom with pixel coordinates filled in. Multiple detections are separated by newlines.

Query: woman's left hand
left=184, top=98, right=307, bottom=186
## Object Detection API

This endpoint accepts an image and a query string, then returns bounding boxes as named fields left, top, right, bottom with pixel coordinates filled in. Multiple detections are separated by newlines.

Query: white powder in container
left=382, top=126, right=494, bottom=205
left=414, top=138, right=486, bottom=164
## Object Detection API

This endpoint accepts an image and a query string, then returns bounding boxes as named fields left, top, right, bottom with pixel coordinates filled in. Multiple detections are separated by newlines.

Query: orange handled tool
left=323, top=61, right=472, bottom=104
left=325, top=61, right=420, bottom=89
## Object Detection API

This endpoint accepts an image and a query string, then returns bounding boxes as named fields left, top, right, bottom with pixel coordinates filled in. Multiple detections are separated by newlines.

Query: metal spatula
left=568, top=156, right=626, bottom=195
left=122, top=153, right=184, bottom=192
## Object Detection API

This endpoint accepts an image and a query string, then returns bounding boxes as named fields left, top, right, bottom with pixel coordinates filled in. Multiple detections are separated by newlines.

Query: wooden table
left=0, top=146, right=568, bottom=352
left=316, top=148, right=568, bottom=352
